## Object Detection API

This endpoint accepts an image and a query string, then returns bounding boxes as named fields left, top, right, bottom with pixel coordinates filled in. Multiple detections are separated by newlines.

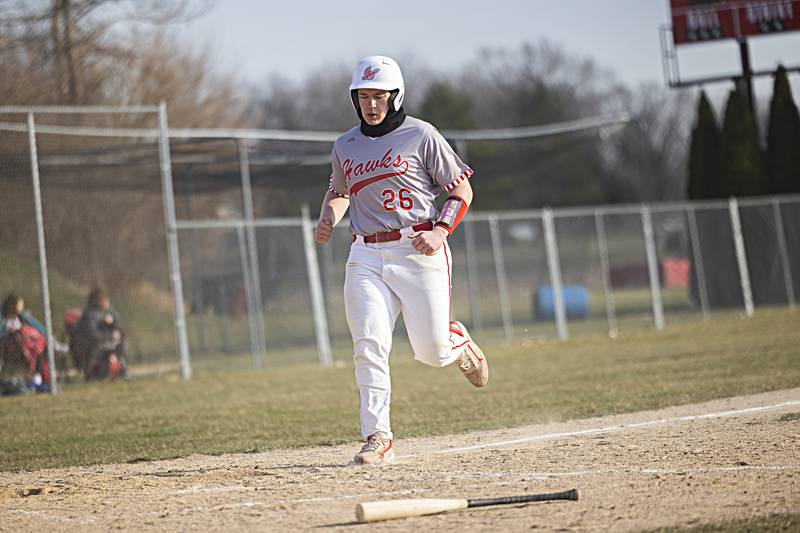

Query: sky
left=174, top=0, right=800, bottom=108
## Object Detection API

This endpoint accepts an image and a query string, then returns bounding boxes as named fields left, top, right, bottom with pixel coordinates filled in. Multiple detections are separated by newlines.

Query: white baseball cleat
left=451, top=321, right=489, bottom=388
left=354, top=432, right=395, bottom=465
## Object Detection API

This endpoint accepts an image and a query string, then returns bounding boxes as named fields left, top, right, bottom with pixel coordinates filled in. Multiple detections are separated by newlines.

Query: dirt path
left=2, top=388, right=799, bottom=532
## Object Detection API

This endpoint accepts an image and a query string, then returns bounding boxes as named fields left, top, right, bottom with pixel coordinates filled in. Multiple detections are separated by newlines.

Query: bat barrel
left=356, top=498, right=469, bottom=523
left=467, top=488, right=578, bottom=508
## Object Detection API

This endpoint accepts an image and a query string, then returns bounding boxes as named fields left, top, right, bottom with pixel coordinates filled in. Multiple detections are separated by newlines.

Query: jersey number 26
left=381, top=188, right=414, bottom=211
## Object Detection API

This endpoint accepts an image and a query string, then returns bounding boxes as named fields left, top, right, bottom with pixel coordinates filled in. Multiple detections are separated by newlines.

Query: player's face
left=357, top=89, right=390, bottom=125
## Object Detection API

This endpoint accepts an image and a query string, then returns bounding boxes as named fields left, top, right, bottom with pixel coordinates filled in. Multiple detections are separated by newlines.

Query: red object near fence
left=662, top=258, right=690, bottom=289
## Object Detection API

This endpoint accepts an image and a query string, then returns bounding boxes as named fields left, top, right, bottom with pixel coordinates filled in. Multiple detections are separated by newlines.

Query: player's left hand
left=408, top=227, right=448, bottom=256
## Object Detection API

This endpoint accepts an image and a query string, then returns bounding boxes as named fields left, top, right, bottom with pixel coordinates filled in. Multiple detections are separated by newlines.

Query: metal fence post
left=26, top=113, right=58, bottom=394
left=300, top=204, right=333, bottom=367
left=238, top=140, right=266, bottom=366
left=728, top=197, right=754, bottom=317
left=594, top=210, right=618, bottom=338
left=216, top=284, right=232, bottom=353
left=157, top=102, right=192, bottom=379
left=543, top=209, right=568, bottom=340
left=772, top=198, right=796, bottom=308
left=463, top=219, right=482, bottom=330
left=488, top=215, right=513, bottom=344
left=641, top=205, right=665, bottom=330
left=183, top=168, right=207, bottom=354
left=686, top=206, right=710, bottom=318
left=236, top=225, right=261, bottom=370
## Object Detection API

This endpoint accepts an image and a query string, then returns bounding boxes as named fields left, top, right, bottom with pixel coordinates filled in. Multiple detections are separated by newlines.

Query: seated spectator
left=71, top=288, right=127, bottom=381
left=1, top=293, right=50, bottom=391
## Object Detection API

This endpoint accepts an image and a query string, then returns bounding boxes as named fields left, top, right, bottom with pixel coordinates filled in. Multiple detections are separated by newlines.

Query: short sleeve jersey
left=329, top=116, right=473, bottom=236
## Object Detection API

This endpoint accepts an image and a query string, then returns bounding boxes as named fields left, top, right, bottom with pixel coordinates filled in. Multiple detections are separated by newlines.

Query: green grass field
left=1, top=307, right=798, bottom=472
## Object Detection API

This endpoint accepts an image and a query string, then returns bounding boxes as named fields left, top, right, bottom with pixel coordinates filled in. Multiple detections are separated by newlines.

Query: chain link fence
left=1, top=106, right=798, bottom=391
left=0, top=106, right=186, bottom=390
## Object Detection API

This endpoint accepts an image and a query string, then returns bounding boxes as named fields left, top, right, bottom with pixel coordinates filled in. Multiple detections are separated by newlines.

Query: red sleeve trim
left=329, top=177, right=348, bottom=199
left=442, top=167, right=474, bottom=193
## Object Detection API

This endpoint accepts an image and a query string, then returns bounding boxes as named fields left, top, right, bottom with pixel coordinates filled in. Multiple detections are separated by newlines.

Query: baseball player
left=315, top=55, right=488, bottom=465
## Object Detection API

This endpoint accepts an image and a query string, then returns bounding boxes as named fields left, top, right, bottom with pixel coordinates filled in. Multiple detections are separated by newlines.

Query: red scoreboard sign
left=671, top=0, right=800, bottom=45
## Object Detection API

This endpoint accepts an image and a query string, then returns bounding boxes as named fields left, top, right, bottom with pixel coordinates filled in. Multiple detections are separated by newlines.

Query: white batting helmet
left=349, top=55, right=405, bottom=112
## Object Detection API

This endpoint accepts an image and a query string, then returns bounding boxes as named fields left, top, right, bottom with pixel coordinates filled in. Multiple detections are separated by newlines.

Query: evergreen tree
left=687, top=91, right=720, bottom=199
left=718, top=87, right=768, bottom=197
left=766, top=65, right=800, bottom=194
left=686, top=92, right=732, bottom=308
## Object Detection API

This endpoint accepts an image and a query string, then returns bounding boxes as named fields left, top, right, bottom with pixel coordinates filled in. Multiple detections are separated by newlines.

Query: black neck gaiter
left=351, top=90, right=407, bottom=137
left=361, top=108, right=406, bottom=137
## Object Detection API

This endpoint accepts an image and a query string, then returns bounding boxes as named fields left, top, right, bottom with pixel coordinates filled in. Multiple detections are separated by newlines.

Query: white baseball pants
left=344, top=226, right=468, bottom=439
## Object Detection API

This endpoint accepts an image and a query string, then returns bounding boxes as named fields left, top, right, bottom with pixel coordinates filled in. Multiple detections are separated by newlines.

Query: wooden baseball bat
left=355, top=488, right=578, bottom=523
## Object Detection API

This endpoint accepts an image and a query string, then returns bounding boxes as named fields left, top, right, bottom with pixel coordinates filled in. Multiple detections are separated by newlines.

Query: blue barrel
left=534, top=285, right=589, bottom=321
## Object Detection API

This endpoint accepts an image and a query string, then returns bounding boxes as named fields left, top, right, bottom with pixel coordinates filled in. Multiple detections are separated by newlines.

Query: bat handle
left=468, top=488, right=579, bottom=508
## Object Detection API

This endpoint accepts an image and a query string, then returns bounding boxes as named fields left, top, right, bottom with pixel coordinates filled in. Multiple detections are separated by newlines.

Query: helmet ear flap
left=350, top=89, right=361, bottom=116
left=387, top=89, right=402, bottom=112
left=393, top=87, right=404, bottom=111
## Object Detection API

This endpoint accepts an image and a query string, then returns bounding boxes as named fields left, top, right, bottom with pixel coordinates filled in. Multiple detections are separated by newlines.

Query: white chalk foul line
left=446, top=464, right=800, bottom=482
left=222, top=488, right=433, bottom=509
left=435, top=400, right=800, bottom=455
left=278, top=488, right=432, bottom=505
left=277, top=465, right=800, bottom=507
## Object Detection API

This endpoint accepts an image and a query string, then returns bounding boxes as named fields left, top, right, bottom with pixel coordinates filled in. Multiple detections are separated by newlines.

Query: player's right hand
left=316, top=217, right=333, bottom=244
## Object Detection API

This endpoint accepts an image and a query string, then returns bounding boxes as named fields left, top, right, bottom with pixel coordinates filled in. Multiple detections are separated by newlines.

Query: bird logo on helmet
left=362, top=66, right=380, bottom=81
left=349, top=55, right=405, bottom=113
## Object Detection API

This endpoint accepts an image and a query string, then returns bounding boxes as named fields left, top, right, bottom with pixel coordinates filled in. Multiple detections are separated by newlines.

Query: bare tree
left=604, top=83, right=694, bottom=203
left=459, top=41, right=625, bottom=127
left=257, top=68, right=354, bottom=131
left=0, top=0, right=219, bottom=107
left=0, top=0, right=254, bottom=295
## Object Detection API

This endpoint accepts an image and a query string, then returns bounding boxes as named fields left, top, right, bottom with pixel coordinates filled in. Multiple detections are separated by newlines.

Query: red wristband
left=435, top=195, right=469, bottom=235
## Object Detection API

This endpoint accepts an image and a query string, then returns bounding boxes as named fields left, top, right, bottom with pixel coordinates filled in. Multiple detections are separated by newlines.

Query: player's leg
left=384, top=240, right=456, bottom=367
left=344, top=244, right=399, bottom=463
left=386, top=240, right=489, bottom=386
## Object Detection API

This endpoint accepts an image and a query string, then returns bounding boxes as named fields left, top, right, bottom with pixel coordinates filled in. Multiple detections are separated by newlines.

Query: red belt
left=354, top=221, right=434, bottom=243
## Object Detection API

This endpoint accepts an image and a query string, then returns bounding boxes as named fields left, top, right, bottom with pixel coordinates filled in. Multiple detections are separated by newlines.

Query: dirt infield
left=2, top=388, right=799, bottom=532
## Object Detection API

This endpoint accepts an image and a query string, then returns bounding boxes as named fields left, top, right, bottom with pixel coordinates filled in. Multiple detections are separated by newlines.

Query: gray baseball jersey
left=329, top=116, right=473, bottom=236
